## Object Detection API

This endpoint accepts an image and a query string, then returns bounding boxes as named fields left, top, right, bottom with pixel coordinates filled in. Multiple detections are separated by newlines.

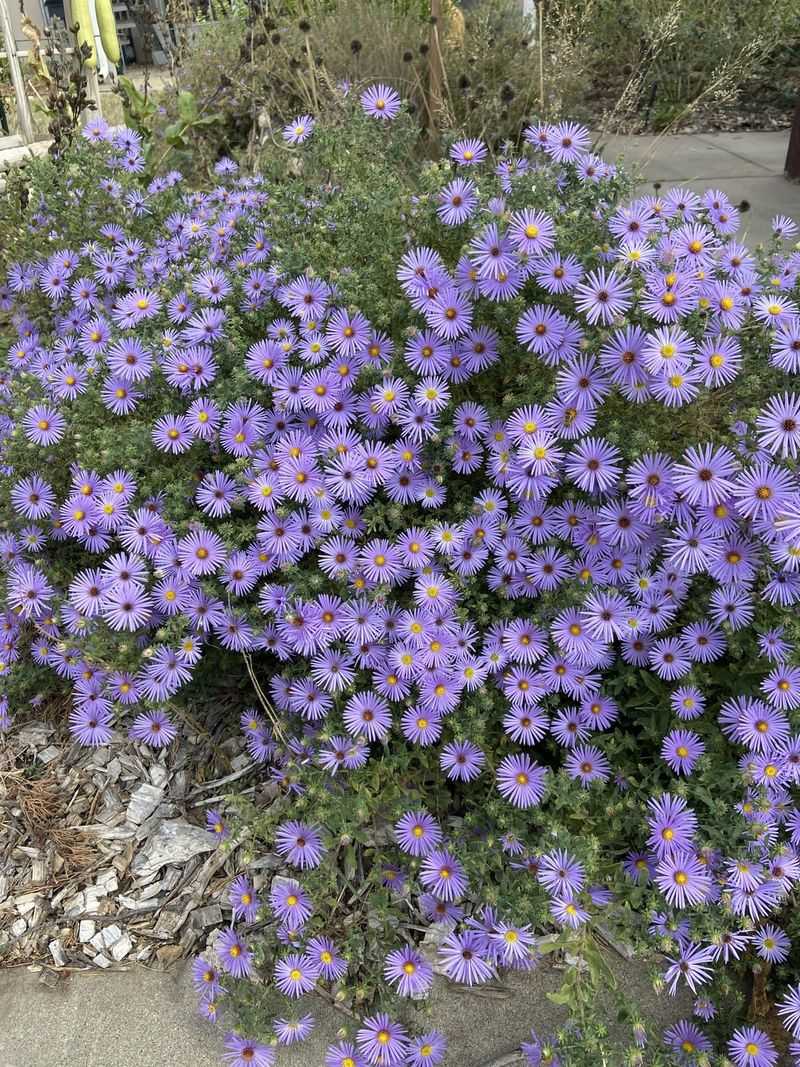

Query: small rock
left=419, top=918, right=457, bottom=977
left=16, top=722, right=54, bottom=747
left=39, top=968, right=61, bottom=988
left=102, top=924, right=123, bottom=949
left=116, top=895, right=158, bottom=913
left=38, top=745, right=61, bottom=764
left=153, top=908, right=184, bottom=940
left=155, top=943, right=184, bottom=966
left=90, top=931, right=106, bottom=952
left=193, top=904, right=223, bottom=929
left=93, top=953, right=112, bottom=969
left=131, top=819, right=215, bottom=879
left=126, top=783, right=165, bottom=826
left=110, top=934, right=133, bottom=962
left=11, top=918, right=27, bottom=938
left=149, top=765, right=168, bottom=788
left=96, top=869, right=119, bottom=893
left=48, top=939, right=67, bottom=967
left=78, top=920, right=96, bottom=943
left=63, top=891, right=85, bottom=919
left=84, top=889, right=102, bottom=912
left=15, top=892, right=42, bottom=914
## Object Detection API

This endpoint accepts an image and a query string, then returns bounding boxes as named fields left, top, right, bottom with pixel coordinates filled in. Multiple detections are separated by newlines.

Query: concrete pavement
left=598, top=130, right=799, bottom=245
left=0, top=951, right=690, bottom=1067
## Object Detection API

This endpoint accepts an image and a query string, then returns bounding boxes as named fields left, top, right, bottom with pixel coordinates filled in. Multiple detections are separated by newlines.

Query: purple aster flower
left=663, top=942, right=716, bottom=994
left=420, top=848, right=468, bottom=901
left=218, top=927, right=253, bottom=978
left=655, top=850, right=712, bottom=908
left=229, top=875, right=259, bottom=923
left=777, top=983, right=800, bottom=1037
left=274, top=1015, right=315, bottom=1046
left=222, top=1033, right=275, bottom=1067
left=663, top=1020, right=711, bottom=1058
left=407, top=1031, right=447, bottom=1067
left=647, top=794, right=697, bottom=857
left=437, top=178, right=478, bottom=225
left=68, top=705, right=113, bottom=746
left=756, top=393, right=800, bottom=459
left=574, top=268, right=632, bottom=324
left=192, top=954, right=222, bottom=996
left=758, top=627, right=792, bottom=663
left=450, top=138, right=487, bottom=165
left=274, top=820, right=326, bottom=869
left=360, top=83, right=401, bottom=120
left=401, top=706, right=443, bottom=745
left=356, top=1014, right=409, bottom=1066
left=661, top=729, right=705, bottom=775
left=564, top=436, right=622, bottom=494
left=283, top=115, right=315, bottom=144
left=129, top=710, right=178, bottom=748
left=270, top=879, right=312, bottom=925
left=440, top=740, right=485, bottom=781
left=550, top=896, right=590, bottom=928
left=754, top=923, right=790, bottom=963
left=437, top=930, right=494, bottom=985
left=762, top=667, right=800, bottom=710
left=538, top=849, right=586, bottom=898
left=306, top=936, right=347, bottom=981
left=152, top=414, right=193, bottom=454
left=178, top=528, right=228, bottom=575
left=342, top=691, right=391, bottom=741
left=565, top=744, right=611, bottom=786
left=12, top=475, right=55, bottom=520
left=274, top=953, right=319, bottom=997
left=495, top=754, right=547, bottom=807
left=673, top=443, right=739, bottom=506
left=383, top=946, right=434, bottom=997
left=326, top=1041, right=366, bottom=1067
left=649, top=638, right=691, bottom=681
left=24, top=405, right=65, bottom=446
left=394, top=810, right=442, bottom=857
left=206, top=808, right=228, bottom=841
left=727, top=1027, right=778, bottom=1067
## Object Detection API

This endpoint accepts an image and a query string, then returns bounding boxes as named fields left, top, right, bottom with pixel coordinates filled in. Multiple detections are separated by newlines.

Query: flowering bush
left=2, top=84, right=800, bottom=1067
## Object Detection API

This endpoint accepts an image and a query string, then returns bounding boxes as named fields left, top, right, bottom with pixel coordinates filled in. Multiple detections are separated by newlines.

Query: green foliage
left=115, top=76, right=223, bottom=178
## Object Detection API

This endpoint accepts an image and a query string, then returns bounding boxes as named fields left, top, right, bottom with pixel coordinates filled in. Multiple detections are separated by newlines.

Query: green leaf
left=546, top=989, right=574, bottom=1006
left=177, top=91, right=199, bottom=123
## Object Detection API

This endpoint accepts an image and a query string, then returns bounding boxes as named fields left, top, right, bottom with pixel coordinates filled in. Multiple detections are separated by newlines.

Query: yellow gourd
left=70, top=0, right=96, bottom=68
left=95, top=0, right=121, bottom=66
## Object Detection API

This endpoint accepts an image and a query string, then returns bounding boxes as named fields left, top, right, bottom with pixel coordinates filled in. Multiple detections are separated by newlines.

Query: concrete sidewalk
left=599, top=130, right=799, bottom=245
left=0, top=952, right=689, bottom=1067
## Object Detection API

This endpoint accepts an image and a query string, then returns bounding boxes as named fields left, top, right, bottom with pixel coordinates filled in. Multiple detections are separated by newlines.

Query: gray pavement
left=598, top=130, right=799, bottom=245
left=0, top=952, right=690, bottom=1067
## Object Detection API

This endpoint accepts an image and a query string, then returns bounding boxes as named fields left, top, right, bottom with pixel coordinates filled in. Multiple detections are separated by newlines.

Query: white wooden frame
left=0, top=0, right=35, bottom=141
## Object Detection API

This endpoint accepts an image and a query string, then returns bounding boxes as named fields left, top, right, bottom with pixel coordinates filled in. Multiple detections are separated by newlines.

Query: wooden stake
left=538, top=0, right=544, bottom=114
left=0, top=0, right=35, bottom=142
left=428, top=0, right=443, bottom=148
left=786, top=102, right=800, bottom=181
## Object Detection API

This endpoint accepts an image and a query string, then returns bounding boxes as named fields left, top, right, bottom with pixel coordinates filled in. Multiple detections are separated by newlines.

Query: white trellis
left=0, top=0, right=35, bottom=142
